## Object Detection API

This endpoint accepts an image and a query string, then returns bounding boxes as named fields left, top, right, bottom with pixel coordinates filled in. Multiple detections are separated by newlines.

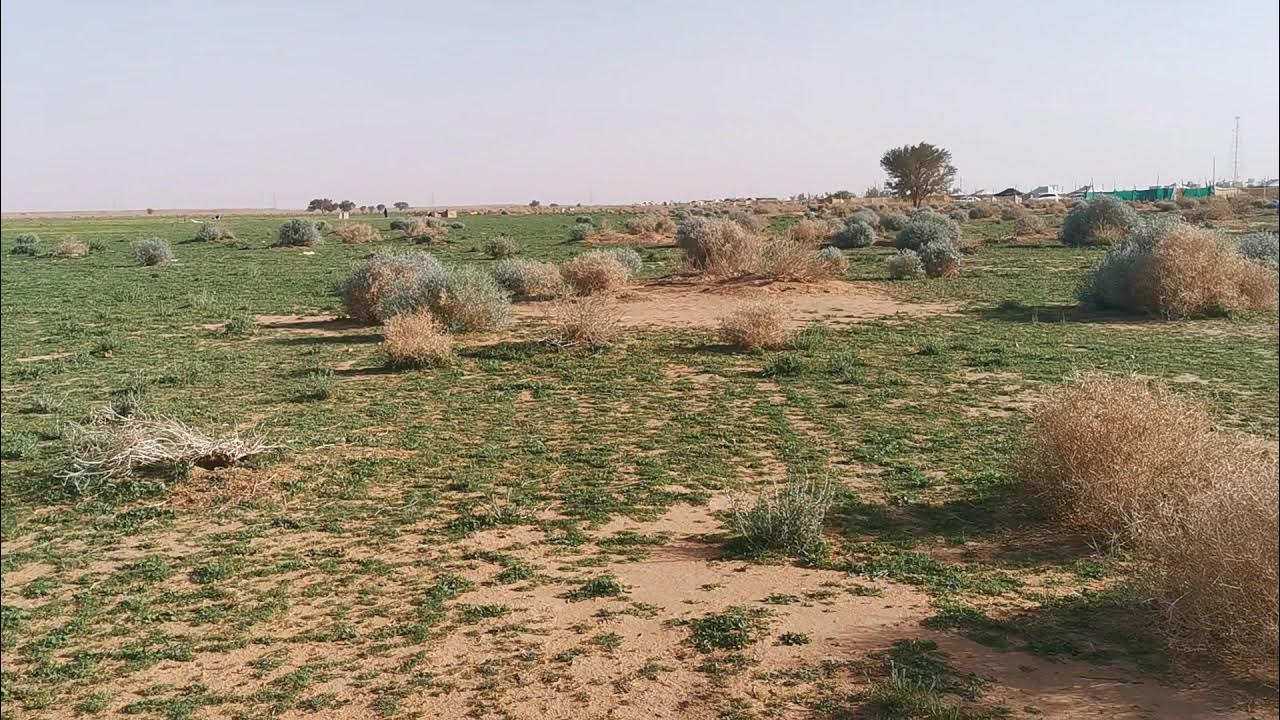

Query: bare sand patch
left=514, top=277, right=955, bottom=330
left=585, top=230, right=675, bottom=247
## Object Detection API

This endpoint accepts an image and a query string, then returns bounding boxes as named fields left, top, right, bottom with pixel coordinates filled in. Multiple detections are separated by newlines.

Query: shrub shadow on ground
left=974, top=301, right=1164, bottom=325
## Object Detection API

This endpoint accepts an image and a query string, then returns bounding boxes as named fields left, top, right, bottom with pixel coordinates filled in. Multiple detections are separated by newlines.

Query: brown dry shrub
left=1130, top=224, right=1278, bottom=317
left=624, top=213, right=676, bottom=236
left=788, top=218, right=840, bottom=245
left=403, top=217, right=448, bottom=244
left=1184, top=196, right=1232, bottom=223
left=1013, top=214, right=1047, bottom=236
left=383, top=310, right=454, bottom=367
left=341, top=252, right=441, bottom=324
left=677, top=217, right=764, bottom=276
left=1019, top=375, right=1279, bottom=676
left=718, top=300, right=791, bottom=351
left=55, top=239, right=91, bottom=258
left=1016, top=375, right=1219, bottom=539
left=561, top=251, right=632, bottom=295
left=545, top=296, right=622, bottom=350
left=1000, top=204, right=1027, bottom=222
left=331, top=223, right=382, bottom=244
left=1226, top=193, right=1259, bottom=215
left=1138, top=450, right=1278, bottom=675
left=759, top=238, right=844, bottom=281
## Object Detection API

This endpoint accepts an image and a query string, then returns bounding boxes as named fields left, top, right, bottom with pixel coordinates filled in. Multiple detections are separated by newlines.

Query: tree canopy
left=880, top=143, right=957, bottom=208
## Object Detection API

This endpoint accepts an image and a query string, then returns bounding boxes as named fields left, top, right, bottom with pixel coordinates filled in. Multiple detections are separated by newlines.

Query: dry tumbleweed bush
left=59, top=410, right=275, bottom=494
left=545, top=296, right=622, bottom=350
left=560, top=251, right=633, bottom=295
left=383, top=309, right=455, bottom=366
left=1016, top=375, right=1218, bottom=539
left=330, top=222, right=382, bottom=244
left=1018, top=375, right=1279, bottom=676
left=718, top=300, right=791, bottom=351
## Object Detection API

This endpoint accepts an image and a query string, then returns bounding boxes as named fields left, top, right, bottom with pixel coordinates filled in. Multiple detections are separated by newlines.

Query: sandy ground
left=4, top=499, right=1269, bottom=720
left=515, top=277, right=956, bottom=330
left=239, top=278, right=954, bottom=343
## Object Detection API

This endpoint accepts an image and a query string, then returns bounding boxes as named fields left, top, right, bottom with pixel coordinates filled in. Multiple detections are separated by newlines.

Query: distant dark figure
left=214, top=214, right=221, bottom=220
left=383, top=208, right=388, bottom=218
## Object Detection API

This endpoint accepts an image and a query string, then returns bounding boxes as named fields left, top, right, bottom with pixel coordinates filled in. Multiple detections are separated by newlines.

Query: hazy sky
left=3, top=0, right=1278, bottom=211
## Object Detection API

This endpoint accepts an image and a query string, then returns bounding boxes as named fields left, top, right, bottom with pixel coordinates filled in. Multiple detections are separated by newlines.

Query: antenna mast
left=1232, top=116, right=1240, bottom=186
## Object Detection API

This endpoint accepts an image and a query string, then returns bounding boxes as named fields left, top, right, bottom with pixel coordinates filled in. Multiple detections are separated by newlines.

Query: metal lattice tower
left=1232, top=116, right=1240, bottom=186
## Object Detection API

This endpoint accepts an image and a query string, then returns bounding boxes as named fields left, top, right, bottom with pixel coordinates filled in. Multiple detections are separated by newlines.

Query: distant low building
left=993, top=187, right=1024, bottom=203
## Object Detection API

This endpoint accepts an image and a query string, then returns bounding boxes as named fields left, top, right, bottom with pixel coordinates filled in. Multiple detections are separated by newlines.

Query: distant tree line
left=307, top=199, right=411, bottom=213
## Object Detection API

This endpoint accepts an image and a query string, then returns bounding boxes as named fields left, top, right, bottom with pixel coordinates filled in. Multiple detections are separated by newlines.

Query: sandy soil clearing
left=515, top=277, right=956, bottom=330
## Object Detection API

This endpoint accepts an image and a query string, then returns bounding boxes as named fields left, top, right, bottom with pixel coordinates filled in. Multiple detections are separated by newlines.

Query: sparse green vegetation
left=1, top=205, right=1276, bottom=717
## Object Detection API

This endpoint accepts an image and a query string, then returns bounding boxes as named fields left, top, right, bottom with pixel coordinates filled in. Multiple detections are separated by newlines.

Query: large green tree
left=880, top=142, right=957, bottom=208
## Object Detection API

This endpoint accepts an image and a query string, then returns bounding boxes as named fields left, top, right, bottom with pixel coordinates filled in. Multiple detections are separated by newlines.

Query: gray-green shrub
left=879, top=212, right=909, bottom=232
left=1059, top=196, right=1141, bottom=247
left=919, top=239, right=962, bottom=278
left=568, top=223, right=597, bottom=242
left=816, top=246, right=849, bottom=275
left=949, top=209, right=970, bottom=221
left=729, top=473, right=835, bottom=563
left=10, top=233, right=41, bottom=255
left=379, top=262, right=511, bottom=332
left=132, top=238, right=173, bottom=266
left=1238, top=232, right=1279, bottom=270
left=886, top=250, right=925, bottom=279
left=832, top=219, right=876, bottom=249
left=341, top=251, right=447, bottom=322
left=276, top=218, right=322, bottom=247
left=492, top=258, right=564, bottom=298
left=894, top=211, right=959, bottom=251
left=483, top=235, right=517, bottom=259
left=610, top=247, right=644, bottom=275
left=850, top=208, right=880, bottom=228
left=194, top=223, right=235, bottom=242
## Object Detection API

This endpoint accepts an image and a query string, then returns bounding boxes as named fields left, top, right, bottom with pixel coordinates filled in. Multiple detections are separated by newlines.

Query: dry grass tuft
left=1018, top=375, right=1279, bottom=676
left=624, top=213, right=676, bottom=236
left=758, top=237, right=831, bottom=281
left=718, top=300, right=791, bottom=350
left=58, top=410, right=275, bottom=495
left=545, top=296, right=622, bottom=350
left=402, top=217, right=448, bottom=244
left=788, top=218, right=840, bottom=245
left=331, top=223, right=382, bottom=244
left=55, top=239, right=91, bottom=258
left=1183, top=195, right=1233, bottom=223
left=493, top=258, right=565, bottom=298
left=561, top=251, right=633, bottom=295
left=383, top=310, right=454, bottom=367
